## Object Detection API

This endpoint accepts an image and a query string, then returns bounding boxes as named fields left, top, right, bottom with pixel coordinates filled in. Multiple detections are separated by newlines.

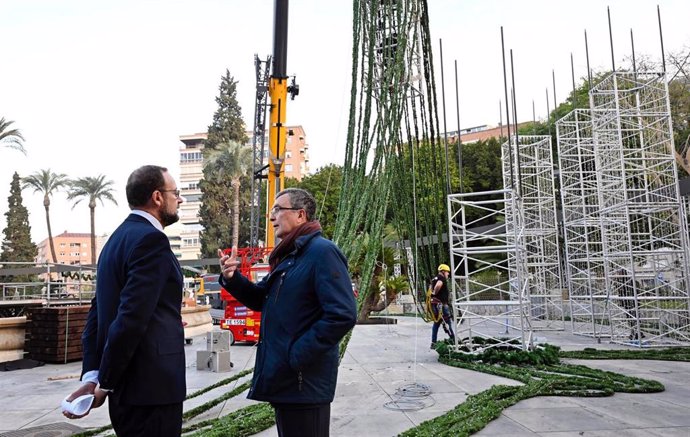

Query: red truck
left=217, top=247, right=272, bottom=344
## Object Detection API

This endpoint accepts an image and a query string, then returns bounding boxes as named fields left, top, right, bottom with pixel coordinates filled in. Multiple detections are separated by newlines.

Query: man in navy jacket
left=64, top=165, right=186, bottom=437
left=218, top=188, right=357, bottom=437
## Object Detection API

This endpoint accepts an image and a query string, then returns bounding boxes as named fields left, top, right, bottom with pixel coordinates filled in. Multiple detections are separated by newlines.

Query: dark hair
left=126, top=165, right=167, bottom=207
left=277, top=188, right=316, bottom=221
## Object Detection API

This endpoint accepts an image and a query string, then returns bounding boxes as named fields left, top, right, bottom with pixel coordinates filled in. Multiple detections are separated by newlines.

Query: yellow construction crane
left=265, top=0, right=299, bottom=247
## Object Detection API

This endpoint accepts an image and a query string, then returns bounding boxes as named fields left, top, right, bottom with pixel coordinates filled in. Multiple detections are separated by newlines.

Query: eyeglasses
left=159, top=189, right=181, bottom=198
left=270, top=205, right=302, bottom=214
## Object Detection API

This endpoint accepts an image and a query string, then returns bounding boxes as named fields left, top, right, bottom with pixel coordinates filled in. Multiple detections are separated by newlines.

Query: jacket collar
left=293, top=230, right=321, bottom=252
left=268, top=230, right=321, bottom=279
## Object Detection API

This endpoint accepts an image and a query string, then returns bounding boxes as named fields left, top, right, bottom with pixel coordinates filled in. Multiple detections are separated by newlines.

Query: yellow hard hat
left=438, top=264, right=450, bottom=273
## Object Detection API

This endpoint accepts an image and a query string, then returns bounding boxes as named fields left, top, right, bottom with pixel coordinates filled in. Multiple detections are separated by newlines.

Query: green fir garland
left=559, top=347, right=690, bottom=361
left=399, top=340, right=667, bottom=437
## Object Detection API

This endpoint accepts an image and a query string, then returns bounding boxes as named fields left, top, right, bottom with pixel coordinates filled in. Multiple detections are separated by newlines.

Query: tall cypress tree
left=205, top=70, right=248, bottom=152
left=1, top=172, right=37, bottom=282
left=199, top=70, right=251, bottom=257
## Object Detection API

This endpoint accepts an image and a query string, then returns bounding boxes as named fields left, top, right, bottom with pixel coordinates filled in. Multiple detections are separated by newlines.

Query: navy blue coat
left=220, top=231, right=357, bottom=404
left=81, top=214, right=186, bottom=405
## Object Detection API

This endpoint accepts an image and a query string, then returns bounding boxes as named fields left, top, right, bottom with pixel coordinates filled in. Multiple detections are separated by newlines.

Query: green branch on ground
left=183, top=403, right=274, bottom=437
left=559, top=347, right=690, bottom=361
left=399, top=340, right=667, bottom=437
left=71, top=368, right=269, bottom=437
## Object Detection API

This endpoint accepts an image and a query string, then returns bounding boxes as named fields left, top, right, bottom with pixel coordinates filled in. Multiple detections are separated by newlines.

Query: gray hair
left=277, top=188, right=316, bottom=221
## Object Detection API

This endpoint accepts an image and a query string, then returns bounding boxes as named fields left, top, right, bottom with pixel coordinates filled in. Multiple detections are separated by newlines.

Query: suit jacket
left=81, top=213, right=186, bottom=406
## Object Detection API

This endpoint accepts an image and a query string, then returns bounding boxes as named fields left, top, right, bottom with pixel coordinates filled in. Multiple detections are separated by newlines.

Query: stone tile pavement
left=1, top=316, right=688, bottom=436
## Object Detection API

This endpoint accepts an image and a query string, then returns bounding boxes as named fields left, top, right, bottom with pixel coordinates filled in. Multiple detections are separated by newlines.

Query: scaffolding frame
left=590, top=71, right=690, bottom=347
left=502, top=135, right=565, bottom=330
left=448, top=189, right=532, bottom=352
left=556, top=109, right=609, bottom=338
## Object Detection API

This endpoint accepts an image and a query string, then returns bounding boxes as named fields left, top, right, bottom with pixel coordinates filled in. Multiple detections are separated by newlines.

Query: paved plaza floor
left=1, top=316, right=689, bottom=436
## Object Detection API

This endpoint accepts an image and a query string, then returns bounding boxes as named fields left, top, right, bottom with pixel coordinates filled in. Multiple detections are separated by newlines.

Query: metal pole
left=552, top=69, right=557, bottom=112
left=546, top=88, right=551, bottom=138
left=510, top=49, right=522, bottom=197
left=631, top=29, right=637, bottom=80
left=657, top=5, right=666, bottom=73
left=608, top=6, right=616, bottom=72
left=585, top=29, right=592, bottom=89
left=501, top=26, right=514, bottom=189
left=439, top=39, right=452, bottom=195
left=454, top=60, right=463, bottom=194
left=571, top=53, right=577, bottom=108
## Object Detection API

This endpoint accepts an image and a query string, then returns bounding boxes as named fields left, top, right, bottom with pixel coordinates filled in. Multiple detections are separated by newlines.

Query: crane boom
left=266, top=0, right=290, bottom=247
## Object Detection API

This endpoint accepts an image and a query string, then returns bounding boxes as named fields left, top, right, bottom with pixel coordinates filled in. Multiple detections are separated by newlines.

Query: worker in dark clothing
left=617, top=269, right=644, bottom=341
left=430, top=264, right=455, bottom=347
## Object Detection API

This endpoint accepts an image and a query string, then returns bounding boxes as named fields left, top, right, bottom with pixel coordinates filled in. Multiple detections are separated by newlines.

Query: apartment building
left=446, top=122, right=529, bottom=144
left=167, top=126, right=310, bottom=261
left=165, top=132, right=206, bottom=261
left=34, top=231, right=107, bottom=266
left=283, top=125, right=310, bottom=181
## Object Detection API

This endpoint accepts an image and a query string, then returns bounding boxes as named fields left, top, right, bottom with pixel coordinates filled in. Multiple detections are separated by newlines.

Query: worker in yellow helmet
left=430, top=263, right=455, bottom=348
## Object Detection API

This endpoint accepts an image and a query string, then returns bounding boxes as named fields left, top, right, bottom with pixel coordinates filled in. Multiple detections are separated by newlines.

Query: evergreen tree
left=200, top=70, right=251, bottom=257
left=1, top=172, right=37, bottom=282
left=205, top=70, right=248, bottom=152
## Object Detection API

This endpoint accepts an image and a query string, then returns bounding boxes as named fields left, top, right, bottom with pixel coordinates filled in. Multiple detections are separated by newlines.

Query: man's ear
left=151, top=190, right=164, bottom=207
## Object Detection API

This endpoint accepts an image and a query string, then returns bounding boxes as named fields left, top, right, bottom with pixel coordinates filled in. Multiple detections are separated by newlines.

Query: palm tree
left=67, top=175, right=118, bottom=265
left=22, top=169, right=70, bottom=263
left=0, top=117, right=26, bottom=155
left=205, top=141, right=253, bottom=248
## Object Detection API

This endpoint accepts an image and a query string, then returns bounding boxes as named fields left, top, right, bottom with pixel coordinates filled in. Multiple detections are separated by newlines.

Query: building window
left=182, top=238, right=200, bottom=247
left=285, top=164, right=293, bottom=172
left=70, top=243, right=81, bottom=248
left=286, top=151, right=292, bottom=159
left=181, top=152, right=202, bottom=163
left=183, top=194, right=201, bottom=203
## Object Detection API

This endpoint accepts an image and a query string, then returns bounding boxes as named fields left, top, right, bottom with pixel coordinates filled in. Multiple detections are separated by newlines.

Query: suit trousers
left=108, top=393, right=182, bottom=437
left=272, top=402, right=331, bottom=437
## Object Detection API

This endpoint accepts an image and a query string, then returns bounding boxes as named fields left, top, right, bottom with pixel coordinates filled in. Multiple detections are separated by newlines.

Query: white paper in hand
left=61, top=394, right=94, bottom=416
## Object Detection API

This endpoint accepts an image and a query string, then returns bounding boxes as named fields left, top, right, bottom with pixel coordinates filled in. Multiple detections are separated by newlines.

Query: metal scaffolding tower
left=589, top=71, right=690, bottom=346
left=556, top=109, right=609, bottom=338
left=249, top=55, right=271, bottom=248
left=448, top=189, right=532, bottom=352
left=502, top=136, right=565, bottom=330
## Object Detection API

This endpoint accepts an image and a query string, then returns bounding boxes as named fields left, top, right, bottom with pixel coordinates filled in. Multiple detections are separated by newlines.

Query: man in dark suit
left=63, top=165, right=186, bottom=437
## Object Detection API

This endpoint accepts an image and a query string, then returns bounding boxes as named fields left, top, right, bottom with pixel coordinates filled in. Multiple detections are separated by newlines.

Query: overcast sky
left=2, top=0, right=689, bottom=244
